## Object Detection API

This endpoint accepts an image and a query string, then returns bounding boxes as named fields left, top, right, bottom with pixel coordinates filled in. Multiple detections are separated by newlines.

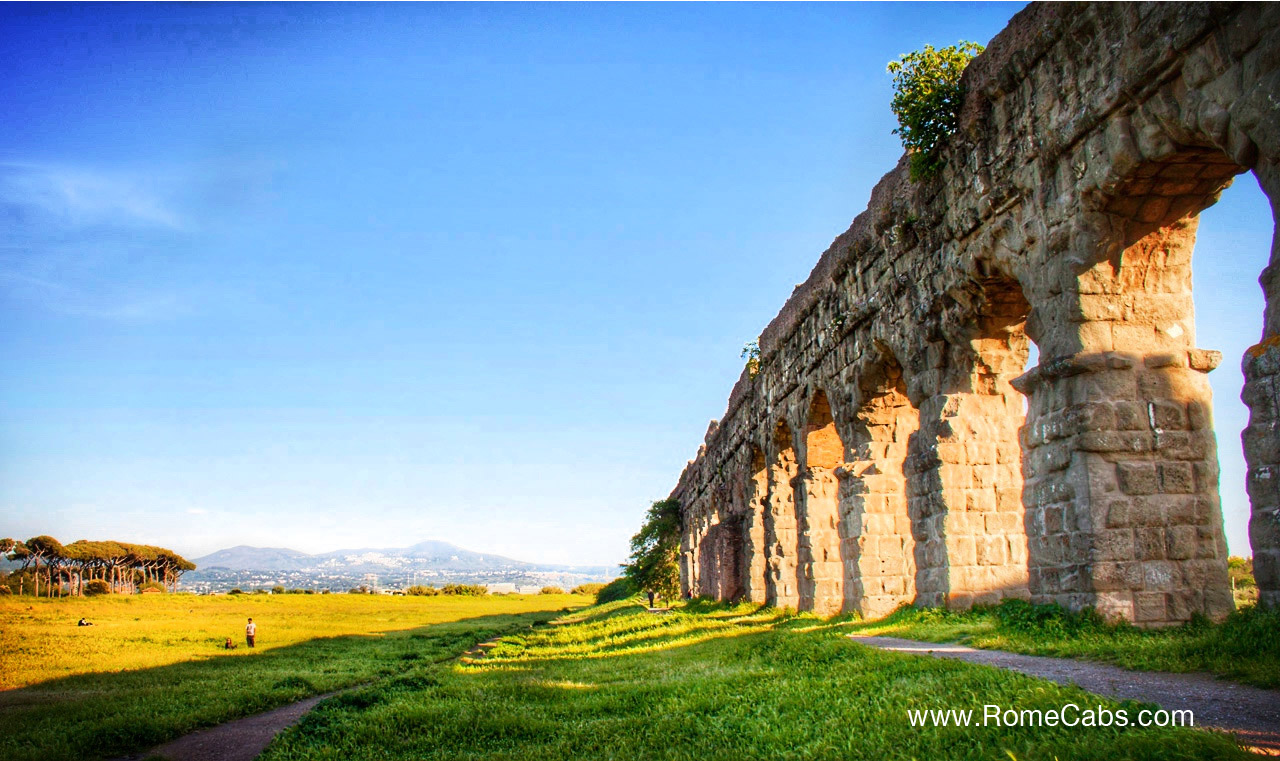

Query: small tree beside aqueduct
left=672, top=3, right=1280, bottom=625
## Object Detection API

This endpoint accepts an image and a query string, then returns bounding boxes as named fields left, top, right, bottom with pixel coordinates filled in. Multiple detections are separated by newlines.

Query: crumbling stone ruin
left=672, top=3, right=1280, bottom=625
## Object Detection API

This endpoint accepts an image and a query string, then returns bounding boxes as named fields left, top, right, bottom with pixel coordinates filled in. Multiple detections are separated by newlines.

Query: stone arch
left=764, top=419, right=800, bottom=608
left=842, top=352, right=921, bottom=618
left=1019, top=145, right=1262, bottom=622
left=798, top=389, right=847, bottom=615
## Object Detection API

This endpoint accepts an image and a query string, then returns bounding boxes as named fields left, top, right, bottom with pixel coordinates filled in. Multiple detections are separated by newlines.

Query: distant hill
left=191, top=545, right=316, bottom=571
left=191, top=540, right=613, bottom=576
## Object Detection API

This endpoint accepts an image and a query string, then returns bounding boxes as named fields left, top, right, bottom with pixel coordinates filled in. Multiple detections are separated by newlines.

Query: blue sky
left=0, top=3, right=1270, bottom=567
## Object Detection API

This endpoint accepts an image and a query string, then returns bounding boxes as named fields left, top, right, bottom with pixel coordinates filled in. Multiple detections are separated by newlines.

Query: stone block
left=997, top=487, right=1024, bottom=512
left=1094, top=529, right=1134, bottom=562
left=935, top=441, right=966, bottom=463
left=1157, top=462, right=1195, bottom=493
left=1191, top=462, right=1219, bottom=493
left=1105, top=499, right=1130, bottom=528
left=1093, top=561, right=1129, bottom=592
left=1134, top=591, right=1168, bottom=623
left=1117, top=462, right=1158, bottom=494
left=1151, top=400, right=1189, bottom=431
left=1165, top=525, right=1197, bottom=560
left=976, top=536, right=1009, bottom=566
left=1078, top=369, right=1139, bottom=403
left=1043, top=505, right=1064, bottom=533
left=1078, top=431, right=1153, bottom=453
left=1136, top=527, right=1167, bottom=561
left=1094, top=592, right=1135, bottom=623
left=1112, top=323, right=1158, bottom=351
left=1113, top=401, right=1147, bottom=430
left=1166, top=590, right=1201, bottom=622
left=1164, top=495, right=1198, bottom=525
left=1066, top=401, right=1116, bottom=433
left=966, top=441, right=998, bottom=465
left=984, top=511, right=1018, bottom=534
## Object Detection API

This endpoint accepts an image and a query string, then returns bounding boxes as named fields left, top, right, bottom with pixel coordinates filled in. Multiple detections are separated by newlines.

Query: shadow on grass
left=0, top=610, right=565, bottom=761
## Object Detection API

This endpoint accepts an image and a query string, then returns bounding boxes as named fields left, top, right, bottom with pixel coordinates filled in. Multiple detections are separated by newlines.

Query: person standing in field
left=245, top=617, right=256, bottom=648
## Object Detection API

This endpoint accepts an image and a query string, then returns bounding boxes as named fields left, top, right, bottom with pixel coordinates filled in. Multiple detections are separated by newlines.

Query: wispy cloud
left=0, top=163, right=185, bottom=230
left=0, top=162, right=193, bottom=321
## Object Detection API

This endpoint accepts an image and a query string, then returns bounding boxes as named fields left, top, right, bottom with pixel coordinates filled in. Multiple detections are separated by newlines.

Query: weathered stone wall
left=675, top=2, right=1280, bottom=624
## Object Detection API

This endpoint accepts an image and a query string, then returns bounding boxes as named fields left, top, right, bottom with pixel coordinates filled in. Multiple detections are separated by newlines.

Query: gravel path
left=118, top=693, right=334, bottom=761
left=850, top=635, right=1280, bottom=754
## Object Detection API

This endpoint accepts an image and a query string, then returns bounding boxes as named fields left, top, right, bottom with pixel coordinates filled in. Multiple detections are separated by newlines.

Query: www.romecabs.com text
left=907, top=704, right=1193, bottom=729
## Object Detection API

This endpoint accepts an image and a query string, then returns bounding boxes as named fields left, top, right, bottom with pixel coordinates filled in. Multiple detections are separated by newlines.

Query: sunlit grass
left=262, top=599, right=1251, bottom=761
left=846, top=601, right=1280, bottom=689
left=0, top=593, right=586, bottom=761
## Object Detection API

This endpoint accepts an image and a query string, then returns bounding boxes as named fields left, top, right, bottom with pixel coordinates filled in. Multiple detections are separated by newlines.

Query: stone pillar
left=926, top=392, right=1031, bottom=608
left=799, top=467, right=842, bottom=615
left=680, top=523, right=695, bottom=598
left=841, top=366, right=919, bottom=618
left=1243, top=169, right=1280, bottom=607
left=798, top=392, right=846, bottom=616
left=1244, top=342, right=1280, bottom=607
left=923, top=278, right=1034, bottom=608
left=1019, top=218, right=1232, bottom=624
left=697, top=508, right=721, bottom=598
left=743, top=450, right=770, bottom=604
left=764, top=421, right=800, bottom=609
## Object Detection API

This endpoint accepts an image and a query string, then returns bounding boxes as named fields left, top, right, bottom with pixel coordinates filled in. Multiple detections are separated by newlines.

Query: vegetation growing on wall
left=887, top=41, right=984, bottom=181
left=741, top=340, right=761, bottom=378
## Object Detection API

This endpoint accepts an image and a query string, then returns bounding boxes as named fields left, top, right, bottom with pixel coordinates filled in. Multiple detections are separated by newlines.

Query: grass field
left=0, top=592, right=588, bottom=761
left=846, top=600, right=1280, bottom=689
left=260, top=600, right=1252, bottom=761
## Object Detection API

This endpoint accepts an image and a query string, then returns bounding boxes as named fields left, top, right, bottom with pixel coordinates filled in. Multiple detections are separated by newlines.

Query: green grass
left=260, top=599, right=1251, bottom=761
left=0, top=593, right=586, bottom=761
left=847, top=600, right=1280, bottom=689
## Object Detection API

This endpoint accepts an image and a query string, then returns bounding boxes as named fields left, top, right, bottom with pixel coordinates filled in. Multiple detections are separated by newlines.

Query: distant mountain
left=191, top=540, right=613, bottom=576
left=193, top=545, right=316, bottom=571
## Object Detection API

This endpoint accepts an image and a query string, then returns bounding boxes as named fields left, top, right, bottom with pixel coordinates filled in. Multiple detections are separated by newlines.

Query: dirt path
left=850, top=635, right=1280, bottom=754
left=119, top=693, right=334, bottom=761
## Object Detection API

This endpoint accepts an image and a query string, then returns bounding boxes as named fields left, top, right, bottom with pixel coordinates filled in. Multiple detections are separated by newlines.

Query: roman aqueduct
left=672, top=2, right=1280, bottom=625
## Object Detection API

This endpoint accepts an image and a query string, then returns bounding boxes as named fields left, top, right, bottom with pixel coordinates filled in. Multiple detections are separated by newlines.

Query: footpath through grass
left=261, top=600, right=1252, bottom=761
left=847, top=600, right=1280, bottom=689
left=0, top=593, right=586, bottom=761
